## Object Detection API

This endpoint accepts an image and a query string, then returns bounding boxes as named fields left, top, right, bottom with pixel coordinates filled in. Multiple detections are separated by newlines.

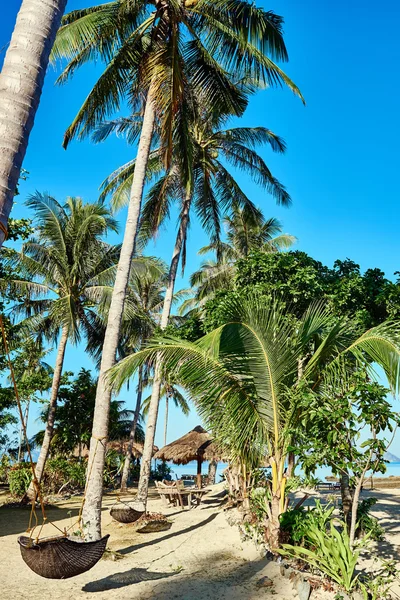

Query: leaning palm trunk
left=82, top=92, right=156, bottom=541
left=120, top=365, right=144, bottom=493
left=26, top=325, right=68, bottom=498
left=136, top=194, right=191, bottom=508
left=0, top=0, right=67, bottom=245
left=164, top=396, right=169, bottom=447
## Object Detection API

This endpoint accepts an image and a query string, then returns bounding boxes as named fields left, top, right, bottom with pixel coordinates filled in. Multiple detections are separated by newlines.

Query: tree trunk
left=26, top=325, right=68, bottom=498
left=136, top=194, right=191, bottom=509
left=120, top=365, right=143, bottom=493
left=208, top=460, right=217, bottom=485
left=0, top=0, right=67, bottom=245
left=81, top=90, right=156, bottom=541
left=340, top=472, right=353, bottom=528
left=164, top=396, right=169, bottom=447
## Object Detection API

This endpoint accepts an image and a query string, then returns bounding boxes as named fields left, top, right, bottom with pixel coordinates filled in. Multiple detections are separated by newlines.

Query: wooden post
left=197, top=455, right=202, bottom=488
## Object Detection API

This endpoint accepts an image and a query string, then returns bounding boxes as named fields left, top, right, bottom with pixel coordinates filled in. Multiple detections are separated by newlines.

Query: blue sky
left=3, top=0, right=400, bottom=452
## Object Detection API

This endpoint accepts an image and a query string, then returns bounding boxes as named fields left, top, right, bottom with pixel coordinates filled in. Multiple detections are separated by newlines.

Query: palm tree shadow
left=117, top=512, right=217, bottom=555
left=82, top=567, right=177, bottom=592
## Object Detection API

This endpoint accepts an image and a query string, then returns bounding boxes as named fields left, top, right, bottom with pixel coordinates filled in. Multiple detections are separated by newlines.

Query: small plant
left=359, top=559, right=398, bottom=600
left=279, top=522, right=362, bottom=593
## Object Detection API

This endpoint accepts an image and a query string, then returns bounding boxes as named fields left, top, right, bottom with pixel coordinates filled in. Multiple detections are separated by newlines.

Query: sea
left=158, top=460, right=400, bottom=482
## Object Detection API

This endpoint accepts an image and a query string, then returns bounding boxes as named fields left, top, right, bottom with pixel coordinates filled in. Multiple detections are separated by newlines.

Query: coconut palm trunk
left=0, top=0, right=67, bottom=245
left=164, top=395, right=169, bottom=447
left=82, top=92, right=156, bottom=540
left=120, top=364, right=144, bottom=493
left=26, top=325, right=68, bottom=498
left=136, top=194, right=191, bottom=509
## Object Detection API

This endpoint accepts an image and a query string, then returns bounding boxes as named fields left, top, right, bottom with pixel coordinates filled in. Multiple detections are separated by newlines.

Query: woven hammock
left=18, top=534, right=110, bottom=579
left=110, top=505, right=143, bottom=524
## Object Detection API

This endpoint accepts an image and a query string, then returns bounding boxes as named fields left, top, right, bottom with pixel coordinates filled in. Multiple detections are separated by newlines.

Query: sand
left=1, top=484, right=400, bottom=600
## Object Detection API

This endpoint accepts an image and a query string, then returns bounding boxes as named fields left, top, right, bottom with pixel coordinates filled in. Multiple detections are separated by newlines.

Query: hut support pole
left=197, top=456, right=202, bottom=488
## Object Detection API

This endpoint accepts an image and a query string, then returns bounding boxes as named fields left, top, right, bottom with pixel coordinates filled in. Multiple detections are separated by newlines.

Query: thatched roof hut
left=154, top=426, right=223, bottom=486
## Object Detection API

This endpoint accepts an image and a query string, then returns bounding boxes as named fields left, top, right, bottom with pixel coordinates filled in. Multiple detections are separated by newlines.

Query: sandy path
left=1, top=485, right=400, bottom=599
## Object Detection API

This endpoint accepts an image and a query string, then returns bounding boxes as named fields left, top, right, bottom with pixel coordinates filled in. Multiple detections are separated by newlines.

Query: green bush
left=0, top=454, right=11, bottom=483
left=8, top=463, right=32, bottom=497
left=44, top=457, right=86, bottom=493
left=279, top=500, right=335, bottom=545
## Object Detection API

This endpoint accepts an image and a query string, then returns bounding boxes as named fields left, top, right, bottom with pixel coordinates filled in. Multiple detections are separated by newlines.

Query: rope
left=1, top=317, right=66, bottom=541
left=1, top=315, right=108, bottom=541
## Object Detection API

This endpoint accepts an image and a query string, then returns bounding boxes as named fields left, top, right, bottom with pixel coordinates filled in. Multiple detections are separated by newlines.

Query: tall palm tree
left=109, top=294, right=400, bottom=549
left=1, top=193, right=118, bottom=494
left=181, top=208, right=296, bottom=313
left=0, top=0, right=67, bottom=245
left=98, top=110, right=293, bottom=508
left=53, top=0, right=302, bottom=538
left=142, top=379, right=190, bottom=447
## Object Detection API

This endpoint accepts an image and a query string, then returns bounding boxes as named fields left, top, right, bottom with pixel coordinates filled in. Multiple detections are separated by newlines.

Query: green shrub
left=8, top=463, right=32, bottom=497
left=279, top=500, right=335, bottom=545
left=0, top=454, right=11, bottom=483
left=44, top=457, right=86, bottom=493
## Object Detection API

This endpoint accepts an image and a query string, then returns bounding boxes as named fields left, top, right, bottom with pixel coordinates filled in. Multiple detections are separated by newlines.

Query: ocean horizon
left=159, top=460, right=400, bottom=482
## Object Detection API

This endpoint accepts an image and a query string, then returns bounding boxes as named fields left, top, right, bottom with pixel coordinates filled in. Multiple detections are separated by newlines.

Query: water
left=158, top=461, right=400, bottom=481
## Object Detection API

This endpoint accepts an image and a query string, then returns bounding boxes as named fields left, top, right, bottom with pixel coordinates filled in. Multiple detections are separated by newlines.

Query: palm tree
left=53, top=0, right=303, bottom=538
left=109, top=294, right=400, bottom=549
left=0, top=0, right=67, bottom=245
left=98, top=110, right=293, bottom=508
left=142, top=379, right=190, bottom=447
left=1, top=193, right=118, bottom=494
left=181, top=208, right=296, bottom=313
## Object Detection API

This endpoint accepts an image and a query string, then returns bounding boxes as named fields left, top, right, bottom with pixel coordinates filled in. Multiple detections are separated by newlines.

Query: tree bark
left=208, top=460, right=217, bottom=485
left=0, top=0, right=67, bottom=245
left=164, top=396, right=169, bottom=447
left=135, top=194, right=191, bottom=510
left=26, top=325, right=68, bottom=498
left=340, top=471, right=353, bottom=528
left=120, top=365, right=143, bottom=493
left=81, top=90, right=156, bottom=541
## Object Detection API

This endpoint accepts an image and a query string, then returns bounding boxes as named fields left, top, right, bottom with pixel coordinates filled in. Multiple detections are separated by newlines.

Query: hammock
left=0, top=316, right=109, bottom=579
left=18, top=534, right=110, bottom=579
left=110, top=498, right=143, bottom=523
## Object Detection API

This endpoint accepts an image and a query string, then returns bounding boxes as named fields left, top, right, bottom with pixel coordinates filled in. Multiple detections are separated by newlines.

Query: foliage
left=181, top=209, right=295, bottom=314
left=294, top=371, right=397, bottom=485
left=280, top=522, right=362, bottom=593
left=359, top=559, right=398, bottom=600
left=0, top=454, right=11, bottom=483
left=44, top=457, right=86, bottom=493
left=1, top=193, right=119, bottom=350
left=279, top=500, right=335, bottom=546
left=33, top=368, right=143, bottom=455
left=352, top=498, right=384, bottom=542
left=8, top=463, right=32, bottom=497
left=202, top=251, right=395, bottom=331
left=151, top=462, right=172, bottom=481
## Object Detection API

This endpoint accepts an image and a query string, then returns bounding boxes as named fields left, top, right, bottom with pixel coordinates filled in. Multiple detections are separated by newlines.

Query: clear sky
left=2, top=0, right=400, bottom=452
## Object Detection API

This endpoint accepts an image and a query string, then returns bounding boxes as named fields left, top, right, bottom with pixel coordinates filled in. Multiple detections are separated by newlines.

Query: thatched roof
left=154, top=425, right=223, bottom=464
